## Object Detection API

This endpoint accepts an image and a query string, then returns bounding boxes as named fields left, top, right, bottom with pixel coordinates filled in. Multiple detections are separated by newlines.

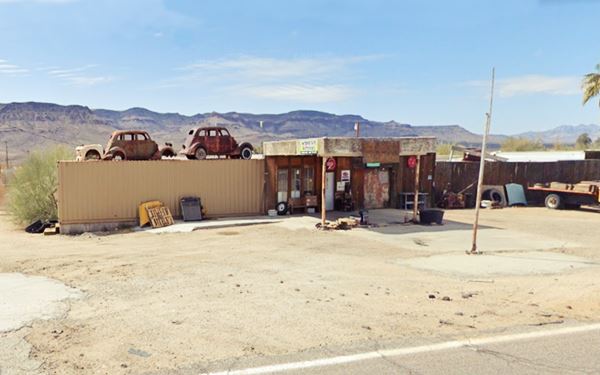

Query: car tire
left=112, top=151, right=126, bottom=161
left=85, top=150, right=101, bottom=160
left=161, top=149, right=175, bottom=158
left=276, top=201, right=289, bottom=215
left=545, top=194, right=562, bottom=209
left=240, top=146, right=253, bottom=160
left=194, top=147, right=207, bottom=160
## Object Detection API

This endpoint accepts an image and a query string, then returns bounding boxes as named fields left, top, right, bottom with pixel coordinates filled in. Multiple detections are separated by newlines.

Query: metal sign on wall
left=325, top=157, right=337, bottom=171
left=297, top=139, right=319, bottom=155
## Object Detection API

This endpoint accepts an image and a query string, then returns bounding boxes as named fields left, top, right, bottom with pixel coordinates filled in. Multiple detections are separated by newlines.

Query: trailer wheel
left=545, top=194, right=563, bottom=209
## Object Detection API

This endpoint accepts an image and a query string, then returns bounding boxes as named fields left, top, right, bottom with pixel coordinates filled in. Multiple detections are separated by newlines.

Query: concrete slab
left=144, top=217, right=282, bottom=234
left=0, top=273, right=81, bottom=332
left=350, top=228, right=576, bottom=253
left=398, top=252, right=598, bottom=277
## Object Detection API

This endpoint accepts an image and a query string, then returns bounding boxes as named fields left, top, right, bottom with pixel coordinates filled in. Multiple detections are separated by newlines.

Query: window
left=188, top=129, right=194, bottom=135
left=291, top=168, right=301, bottom=199
left=209, top=129, right=218, bottom=137
left=197, top=129, right=206, bottom=137
left=221, top=129, right=230, bottom=137
left=303, top=166, right=314, bottom=195
left=277, top=169, right=288, bottom=202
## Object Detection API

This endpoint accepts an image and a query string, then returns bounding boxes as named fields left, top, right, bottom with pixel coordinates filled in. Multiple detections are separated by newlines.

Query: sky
left=0, top=0, right=599, bottom=134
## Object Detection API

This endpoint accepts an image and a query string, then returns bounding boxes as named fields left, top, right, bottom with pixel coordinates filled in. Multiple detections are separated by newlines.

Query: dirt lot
left=1, top=207, right=600, bottom=374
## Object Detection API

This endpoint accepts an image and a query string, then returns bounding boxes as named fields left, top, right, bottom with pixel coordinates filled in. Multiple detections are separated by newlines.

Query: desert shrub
left=7, top=146, right=73, bottom=224
left=500, top=137, right=545, bottom=152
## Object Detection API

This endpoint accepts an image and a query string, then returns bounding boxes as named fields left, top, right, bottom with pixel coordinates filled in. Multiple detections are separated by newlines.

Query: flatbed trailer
left=528, top=181, right=600, bottom=209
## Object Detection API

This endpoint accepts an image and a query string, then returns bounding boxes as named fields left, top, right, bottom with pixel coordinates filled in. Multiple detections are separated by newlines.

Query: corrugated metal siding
left=58, top=159, right=265, bottom=224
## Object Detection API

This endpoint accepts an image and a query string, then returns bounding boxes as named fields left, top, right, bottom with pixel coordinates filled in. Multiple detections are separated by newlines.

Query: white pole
left=469, top=67, right=495, bottom=255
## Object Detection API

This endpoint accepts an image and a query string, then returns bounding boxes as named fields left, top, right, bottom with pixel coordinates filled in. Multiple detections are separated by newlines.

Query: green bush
left=7, top=146, right=73, bottom=224
left=500, top=137, right=545, bottom=152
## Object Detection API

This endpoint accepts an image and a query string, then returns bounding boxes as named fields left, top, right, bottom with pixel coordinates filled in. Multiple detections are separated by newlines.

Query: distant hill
left=0, top=101, right=510, bottom=162
left=516, top=124, right=600, bottom=143
left=3, top=101, right=596, bottom=162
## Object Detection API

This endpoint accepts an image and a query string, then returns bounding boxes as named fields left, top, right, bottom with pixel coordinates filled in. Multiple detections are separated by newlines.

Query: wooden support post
left=470, top=67, right=495, bottom=255
left=321, top=156, right=327, bottom=226
left=412, top=155, right=420, bottom=222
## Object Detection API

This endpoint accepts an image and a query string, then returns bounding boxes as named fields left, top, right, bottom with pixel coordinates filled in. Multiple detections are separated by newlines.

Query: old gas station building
left=263, top=137, right=436, bottom=214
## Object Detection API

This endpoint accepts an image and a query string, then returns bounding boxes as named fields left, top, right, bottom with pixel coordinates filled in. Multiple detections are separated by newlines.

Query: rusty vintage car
left=76, top=130, right=175, bottom=161
left=180, top=126, right=253, bottom=160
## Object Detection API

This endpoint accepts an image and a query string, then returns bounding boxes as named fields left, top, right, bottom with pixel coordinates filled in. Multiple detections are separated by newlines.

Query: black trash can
left=419, top=209, right=444, bottom=225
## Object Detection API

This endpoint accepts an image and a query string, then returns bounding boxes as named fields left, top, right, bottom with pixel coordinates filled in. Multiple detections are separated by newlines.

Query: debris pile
left=316, top=217, right=359, bottom=230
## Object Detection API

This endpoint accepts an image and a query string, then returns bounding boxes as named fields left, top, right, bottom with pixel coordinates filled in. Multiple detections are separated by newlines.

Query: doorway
left=363, top=168, right=390, bottom=209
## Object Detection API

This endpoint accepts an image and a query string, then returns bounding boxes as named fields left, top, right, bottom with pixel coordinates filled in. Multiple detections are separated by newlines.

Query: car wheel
left=85, top=150, right=101, bottom=160
left=194, top=147, right=207, bottom=160
left=240, top=146, right=253, bottom=160
left=161, top=149, right=175, bottom=158
left=544, top=194, right=562, bottom=209
left=112, top=151, right=126, bottom=161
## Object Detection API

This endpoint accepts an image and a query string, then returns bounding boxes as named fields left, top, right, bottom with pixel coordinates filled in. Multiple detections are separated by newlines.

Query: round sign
left=407, top=156, right=418, bottom=169
left=325, top=157, right=337, bottom=171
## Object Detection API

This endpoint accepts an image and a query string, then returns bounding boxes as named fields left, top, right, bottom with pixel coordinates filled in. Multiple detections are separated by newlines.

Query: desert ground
left=1, top=206, right=599, bottom=374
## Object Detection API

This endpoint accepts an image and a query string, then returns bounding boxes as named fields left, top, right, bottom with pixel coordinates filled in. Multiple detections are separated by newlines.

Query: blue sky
left=0, top=0, right=599, bottom=134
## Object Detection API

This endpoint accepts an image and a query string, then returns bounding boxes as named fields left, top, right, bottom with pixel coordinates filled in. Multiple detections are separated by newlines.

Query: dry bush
left=7, top=146, right=73, bottom=224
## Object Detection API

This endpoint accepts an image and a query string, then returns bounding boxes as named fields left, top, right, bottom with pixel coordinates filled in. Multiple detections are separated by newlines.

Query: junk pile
left=139, top=201, right=174, bottom=228
left=316, top=217, right=360, bottom=230
left=25, top=219, right=59, bottom=235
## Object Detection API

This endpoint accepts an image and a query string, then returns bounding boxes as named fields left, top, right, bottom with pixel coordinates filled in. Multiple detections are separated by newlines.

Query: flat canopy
left=263, top=137, right=436, bottom=158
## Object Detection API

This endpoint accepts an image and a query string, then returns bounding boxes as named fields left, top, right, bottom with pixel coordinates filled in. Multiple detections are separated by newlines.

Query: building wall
left=58, top=159, right=265, bottom=226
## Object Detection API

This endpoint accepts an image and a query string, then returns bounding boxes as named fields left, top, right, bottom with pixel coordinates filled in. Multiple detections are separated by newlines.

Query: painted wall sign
left=325, top=157, right=337, bottom=171
left=341, top=169, right=351, bottom=181
left=407, top=156, right=418, bottom=169
left=337, top=181, right=346, bottom=191
left=297, top=139, right=318, bottom=155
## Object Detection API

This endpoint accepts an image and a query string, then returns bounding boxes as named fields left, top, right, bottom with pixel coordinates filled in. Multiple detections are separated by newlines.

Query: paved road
left=177, top=323, right=600, bottom=375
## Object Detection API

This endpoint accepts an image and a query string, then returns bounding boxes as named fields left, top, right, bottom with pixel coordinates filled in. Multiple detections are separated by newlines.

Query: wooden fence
left=434, top=160, right=600, bottom=203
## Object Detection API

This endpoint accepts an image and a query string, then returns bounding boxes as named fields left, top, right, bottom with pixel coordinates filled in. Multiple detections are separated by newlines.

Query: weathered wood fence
left=434, top=160, right=600, bottom=203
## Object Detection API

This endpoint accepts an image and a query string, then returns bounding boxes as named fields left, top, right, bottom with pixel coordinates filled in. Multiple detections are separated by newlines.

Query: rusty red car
left=180, top=126, right=253, bottom=160
left=101, top=130, right=175, bottom=161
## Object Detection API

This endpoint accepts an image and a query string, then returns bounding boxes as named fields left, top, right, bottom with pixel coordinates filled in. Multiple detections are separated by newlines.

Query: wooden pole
left=470, top=67, right=495, bottom=254
left=355, top=122, right=360, bottom=137
left=412, top=155, right=420, bottom=222
left=321, top=156, right=327, bottom=226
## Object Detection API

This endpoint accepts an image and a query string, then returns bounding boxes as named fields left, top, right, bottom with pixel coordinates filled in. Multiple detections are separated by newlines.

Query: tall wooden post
left=321, top=156, right=327, bottom=226
left=412, top=155, right=420, bottom=222
left=470, top=67, right=495, bottom=254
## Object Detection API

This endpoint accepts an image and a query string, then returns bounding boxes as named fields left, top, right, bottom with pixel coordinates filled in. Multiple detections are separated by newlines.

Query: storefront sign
left=341, top=170, right=351, bottom=181
left=365, top=162, right=380, bottom=168
left=297, top=139, right=318, bottom=155
left=325, top=157, right=337, bottom=171
left=407, top=155, right=418, bottom=169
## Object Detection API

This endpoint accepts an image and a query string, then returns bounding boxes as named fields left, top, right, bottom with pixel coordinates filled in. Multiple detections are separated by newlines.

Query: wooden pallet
left=146, top=206, right=174, bottom=228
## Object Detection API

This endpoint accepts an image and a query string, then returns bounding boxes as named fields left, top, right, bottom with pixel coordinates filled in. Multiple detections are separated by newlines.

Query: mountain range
left=0, top=101, right=597, bottom=162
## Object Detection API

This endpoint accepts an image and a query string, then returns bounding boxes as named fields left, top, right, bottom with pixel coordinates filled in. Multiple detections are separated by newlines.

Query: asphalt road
left=180, top=323, right=600, bottom=375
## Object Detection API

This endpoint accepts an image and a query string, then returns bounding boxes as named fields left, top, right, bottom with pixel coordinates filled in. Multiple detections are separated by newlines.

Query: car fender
left=75, top=144, right=103, bottom=161
left=189, top=142, right=206, bottom=155
left=234, top=142, right=254, bottom=154
left=104, top=146, right=126, bottom=160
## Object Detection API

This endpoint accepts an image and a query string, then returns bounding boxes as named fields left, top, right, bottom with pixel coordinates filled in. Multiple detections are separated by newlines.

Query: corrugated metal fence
left=435, top=160, right=600, bottom=202
left=58, top=160, right=265, bottom=224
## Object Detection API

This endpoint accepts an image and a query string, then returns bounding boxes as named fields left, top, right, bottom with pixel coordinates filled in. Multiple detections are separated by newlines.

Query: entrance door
left=363, top=168, right=390, bottom=209
left=325, top=172, right=335, bottom=211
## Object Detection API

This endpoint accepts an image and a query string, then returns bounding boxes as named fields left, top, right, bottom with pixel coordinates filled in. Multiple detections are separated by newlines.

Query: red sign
left=325, top=157, right=337, bottom=172
left=407, top=155, right=418, bottom=169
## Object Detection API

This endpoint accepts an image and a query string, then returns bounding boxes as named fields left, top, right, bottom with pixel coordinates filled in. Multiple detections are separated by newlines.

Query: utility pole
left=469, top=67, right=495, bottom=255
left=354, top=122, right=360, bottom=138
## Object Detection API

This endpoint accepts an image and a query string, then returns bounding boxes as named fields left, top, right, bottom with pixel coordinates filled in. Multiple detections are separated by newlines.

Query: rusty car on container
left=76, top=130, right=175, bottom=161
left=180, top=126, right=253, bottom=160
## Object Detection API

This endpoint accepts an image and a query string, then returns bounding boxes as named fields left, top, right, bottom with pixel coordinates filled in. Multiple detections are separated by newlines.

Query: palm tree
left=582, top=64, right=600, bottom=107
